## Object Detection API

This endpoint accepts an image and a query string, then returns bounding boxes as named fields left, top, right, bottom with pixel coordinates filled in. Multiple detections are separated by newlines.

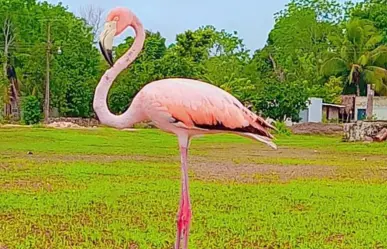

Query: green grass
left=1, top=127, right=387, bottom=248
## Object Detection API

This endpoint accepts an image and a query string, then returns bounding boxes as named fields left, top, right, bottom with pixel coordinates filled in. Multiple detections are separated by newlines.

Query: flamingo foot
left=175, top=193, right=192, bottom=249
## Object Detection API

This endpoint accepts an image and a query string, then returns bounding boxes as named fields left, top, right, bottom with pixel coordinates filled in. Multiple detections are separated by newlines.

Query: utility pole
left=366, top=84, right=374, bottom=121
left=44, top=22, right=51, bottom=123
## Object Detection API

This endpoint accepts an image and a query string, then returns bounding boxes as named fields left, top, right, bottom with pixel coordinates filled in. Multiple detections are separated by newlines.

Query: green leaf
left=364, top=66, right=387, bottom=95
left=358, top=54, right=369, bottom=67
left=321, top=57, right=348, bottom=76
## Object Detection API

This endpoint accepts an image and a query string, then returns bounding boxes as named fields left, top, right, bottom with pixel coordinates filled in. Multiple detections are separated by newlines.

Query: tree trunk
left=366, top=84, right=374, bottom=120
left=356, top=83, right=360, bottom=97
left=269, top=54, right=285, bottom=82
left=2, top=18, right=16, bottom=120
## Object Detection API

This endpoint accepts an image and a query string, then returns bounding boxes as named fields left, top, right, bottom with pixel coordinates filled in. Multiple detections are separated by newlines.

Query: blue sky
left=46, top=0, right=358, bottom=51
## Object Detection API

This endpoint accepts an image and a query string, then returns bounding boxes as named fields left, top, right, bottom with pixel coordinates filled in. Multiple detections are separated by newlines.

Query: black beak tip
left=99, top=41, right=114, bottom=67
left=107, top=49, right=114, bottom=67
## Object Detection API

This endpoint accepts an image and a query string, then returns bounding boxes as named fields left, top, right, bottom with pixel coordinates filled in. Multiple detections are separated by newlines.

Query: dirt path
left=3, top=143, right=386, bottom=184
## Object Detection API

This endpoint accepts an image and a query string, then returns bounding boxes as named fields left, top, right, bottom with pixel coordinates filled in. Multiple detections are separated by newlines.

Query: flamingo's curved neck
left=93, top=16, right=146, bottom=129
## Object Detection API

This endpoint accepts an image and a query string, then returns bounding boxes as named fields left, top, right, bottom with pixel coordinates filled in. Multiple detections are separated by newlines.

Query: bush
left=253, top=79, right=308, bottom=122
left=21, top=96, right=42, bottom=125
left=273, top=121, right=292, bottom=136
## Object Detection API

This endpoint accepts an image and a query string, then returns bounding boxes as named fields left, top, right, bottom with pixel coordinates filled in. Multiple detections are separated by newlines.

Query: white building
left=354, top=96, right=387, bottom=121
left=298, top=96, right=387, bottom=123
left=298, top=97, right=345, bottom=123
left=299, top=97, right=323, bottom=123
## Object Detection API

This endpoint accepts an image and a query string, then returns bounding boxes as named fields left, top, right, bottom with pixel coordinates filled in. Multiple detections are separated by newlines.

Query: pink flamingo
left=95, top=7, right=277, bottom=249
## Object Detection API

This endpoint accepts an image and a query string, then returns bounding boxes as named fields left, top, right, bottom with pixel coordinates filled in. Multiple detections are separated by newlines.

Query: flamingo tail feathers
left=237, top=132, right=277, bottom=150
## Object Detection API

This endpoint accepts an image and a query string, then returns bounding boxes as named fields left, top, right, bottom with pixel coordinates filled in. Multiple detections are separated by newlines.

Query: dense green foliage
left=0, top=0, right=99, bottom=120
left=2, top=0, right=387, bottom=122
left=321, top=18, right=387, bottom=96
left=21, top=95, right=41, bottom=124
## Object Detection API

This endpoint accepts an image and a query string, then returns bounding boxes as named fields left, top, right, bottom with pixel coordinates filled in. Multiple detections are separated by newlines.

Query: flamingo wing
left=141, top=79, right=277, bottom=148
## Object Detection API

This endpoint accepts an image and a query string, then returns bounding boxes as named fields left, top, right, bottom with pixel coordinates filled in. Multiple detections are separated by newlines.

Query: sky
left=46, top=0, right=357, bottom=51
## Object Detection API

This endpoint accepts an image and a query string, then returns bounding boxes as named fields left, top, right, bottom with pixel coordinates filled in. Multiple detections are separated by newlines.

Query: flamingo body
left=94, top=7, right=277, bottom=249
left=132, top=78, right=276, bottom=148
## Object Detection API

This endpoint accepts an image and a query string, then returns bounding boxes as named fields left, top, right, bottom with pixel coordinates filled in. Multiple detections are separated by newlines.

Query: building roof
left=323, top=103, right=345, bottom=108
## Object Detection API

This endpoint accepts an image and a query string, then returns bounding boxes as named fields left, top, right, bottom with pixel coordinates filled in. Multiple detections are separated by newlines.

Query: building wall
left=323, top=106, right=340, bottom=121
left=299, top=109, right=308, bottom=123
left=308, top=98, right=322, bottom=122
left=374, top=108, right=387, bottom=120
left=298, top=97, right=323, bottom=123
left=355, top=96, right=387, bottom=120
left=331, top=108, right=339, bottom=121
left=323, top=106, right=341, bottom=122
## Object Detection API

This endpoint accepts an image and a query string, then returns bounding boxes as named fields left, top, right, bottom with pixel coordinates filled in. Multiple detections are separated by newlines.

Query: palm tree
left=322, top=19, right=387, bottom=95
left=321, top=19, right=387, bottom=119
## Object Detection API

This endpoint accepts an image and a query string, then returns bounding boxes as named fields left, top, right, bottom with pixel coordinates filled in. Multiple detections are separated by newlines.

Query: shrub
left=21, top=96, right=42, bottom=125
left=273, top=121, right=291, bottom=136
left=253, top=79, right=308, bottom=122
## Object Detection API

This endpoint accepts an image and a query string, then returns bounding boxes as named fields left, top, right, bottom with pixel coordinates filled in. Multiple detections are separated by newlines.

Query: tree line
left=1, top=0, right=387, bottom=124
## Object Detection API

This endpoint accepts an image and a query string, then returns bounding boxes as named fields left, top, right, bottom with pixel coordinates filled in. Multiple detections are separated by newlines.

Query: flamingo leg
left=175, top=136, right=192, bottom=249
left=175, top=183, right=183, bottom=249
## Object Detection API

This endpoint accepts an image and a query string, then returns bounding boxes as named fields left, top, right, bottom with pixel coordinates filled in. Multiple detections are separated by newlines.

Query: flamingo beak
left=99, top=21, right=116, bottom=67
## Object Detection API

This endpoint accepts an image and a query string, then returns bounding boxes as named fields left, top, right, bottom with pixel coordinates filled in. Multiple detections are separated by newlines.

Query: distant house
left=299, top=98, right=323, bottom=123
left=299, top=96, right=387, bottom=123
left=298, top=97, right=344, bottom=123
left=322, top=103, right=345, bottom=122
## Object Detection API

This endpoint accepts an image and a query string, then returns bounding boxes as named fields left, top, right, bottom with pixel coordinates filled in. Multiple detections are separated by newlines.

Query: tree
left=174, top=26, right=218, bottom=63
left=174, top=26, right=248, bottom=64
left=265, top=0, right=344, bottom=105
left=351, top=0, right=387, bottom=43
left=202, top=55, right=249, bottom=87
left=321, top=18, right=387, bottom=119
left=158, top=49, right=202, bottom=79
left=254, top=79, right=309, bottom=122
left=321, top=19, right=387, bottom=96
left=270, top=4, right=338, bottom=57
left=79, top=4, right=104, bottom=44
left=276, top=0, right=344, bottom=22
left=0, top=17, right=19, bottom=119
left=0, top=0, right=100, bottom=118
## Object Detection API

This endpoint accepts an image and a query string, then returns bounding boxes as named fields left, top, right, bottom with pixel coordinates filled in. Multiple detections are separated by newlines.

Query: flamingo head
left=99, top=7, right=134, bottom=67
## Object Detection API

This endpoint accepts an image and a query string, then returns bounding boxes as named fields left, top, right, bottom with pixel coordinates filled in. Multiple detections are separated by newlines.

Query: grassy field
left=1, top=127, right=387, bottom=249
